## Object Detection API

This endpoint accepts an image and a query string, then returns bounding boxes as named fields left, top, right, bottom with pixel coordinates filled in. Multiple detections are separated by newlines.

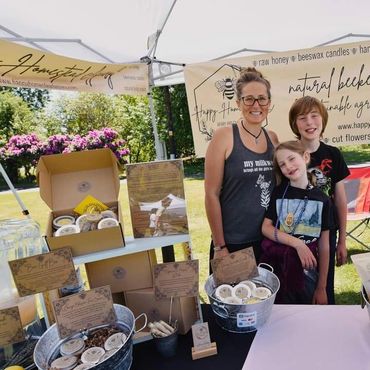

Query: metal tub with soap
left=205, top=264, right=280, bottom=333
left=34, top=304, right=146, bottom=370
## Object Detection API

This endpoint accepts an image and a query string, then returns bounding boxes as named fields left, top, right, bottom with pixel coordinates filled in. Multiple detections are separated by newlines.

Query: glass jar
left=0, top=218, right=48, bottom=365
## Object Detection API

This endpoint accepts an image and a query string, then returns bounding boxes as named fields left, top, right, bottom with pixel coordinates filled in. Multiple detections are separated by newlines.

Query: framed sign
left=126, top=159, right=189, bottom=238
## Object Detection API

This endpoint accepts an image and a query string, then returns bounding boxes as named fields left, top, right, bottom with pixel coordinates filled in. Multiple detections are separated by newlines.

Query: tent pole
left=0, top=163, right=30, bottom=218
left=147, top=60, right=165, bottom=161
left=148, top=87, right=164, bottom=160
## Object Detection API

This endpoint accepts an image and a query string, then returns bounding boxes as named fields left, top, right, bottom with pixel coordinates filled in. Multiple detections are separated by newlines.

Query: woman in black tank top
left=205, top=67, right=279, bottom=271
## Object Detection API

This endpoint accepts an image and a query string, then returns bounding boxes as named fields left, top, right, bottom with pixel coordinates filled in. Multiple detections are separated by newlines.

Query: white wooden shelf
left=73, top=234, right=191, bottom=264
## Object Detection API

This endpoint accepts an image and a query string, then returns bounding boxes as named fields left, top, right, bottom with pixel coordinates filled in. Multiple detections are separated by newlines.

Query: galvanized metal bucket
left=205, top=264, right=280, bottom=333
left=34, top=304, right=146, bottom=370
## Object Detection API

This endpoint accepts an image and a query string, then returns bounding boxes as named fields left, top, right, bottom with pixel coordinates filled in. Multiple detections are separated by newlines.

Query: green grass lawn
left=1, top=177, right=368, bottom=305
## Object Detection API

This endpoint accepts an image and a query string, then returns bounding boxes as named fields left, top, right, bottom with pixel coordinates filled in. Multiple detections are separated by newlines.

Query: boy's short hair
left=289, top=96, right=328, bottom=139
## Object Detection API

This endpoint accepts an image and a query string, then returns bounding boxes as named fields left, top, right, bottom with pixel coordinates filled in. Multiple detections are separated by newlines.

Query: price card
left=211, top=247, right=258, bottom=286
left=192, top=322, right=211, bottom=349
left=154, top=260, right=199, bottom=299
left=0, top=307, right=25, bottom=346
left=9, top=248, right=78, bottom=296
left=53, top=286, right=116, bottom=338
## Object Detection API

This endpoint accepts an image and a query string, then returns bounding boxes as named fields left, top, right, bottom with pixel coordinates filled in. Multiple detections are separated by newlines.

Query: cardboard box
left=37, top=148, right=125, bottom=256
left=86, top=250, right=156, bottom=293
left=124, top=287, right=199, bottom=335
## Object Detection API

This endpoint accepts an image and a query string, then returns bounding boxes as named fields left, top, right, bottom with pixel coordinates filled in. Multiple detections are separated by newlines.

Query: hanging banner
left=184, top=40, right=370, bottom=157
left=0, top=39, right=148, bottom=95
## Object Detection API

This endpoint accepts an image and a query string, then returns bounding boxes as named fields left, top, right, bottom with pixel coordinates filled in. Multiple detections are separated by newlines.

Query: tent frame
left=1, top=6, right=370, bottom=160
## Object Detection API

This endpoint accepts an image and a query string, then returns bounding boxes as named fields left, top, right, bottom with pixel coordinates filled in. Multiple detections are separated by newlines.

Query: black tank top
left=220, top=124, right=275, bottom=243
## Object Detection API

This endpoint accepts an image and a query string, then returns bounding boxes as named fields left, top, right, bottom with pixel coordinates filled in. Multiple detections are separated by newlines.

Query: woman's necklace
left=241, top=120, right=263, bottom=144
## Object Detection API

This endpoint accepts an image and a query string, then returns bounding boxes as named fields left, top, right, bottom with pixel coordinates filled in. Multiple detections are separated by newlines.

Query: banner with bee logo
left=184, top=40, right=370, bottom=157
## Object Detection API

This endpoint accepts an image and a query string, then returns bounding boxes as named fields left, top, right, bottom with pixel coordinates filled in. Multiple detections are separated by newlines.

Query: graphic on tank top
left=308, top=159, right=332, bottom=196
left=242, top=159, right=273, bottom=209
left=256, top=174, right=271, bottom=209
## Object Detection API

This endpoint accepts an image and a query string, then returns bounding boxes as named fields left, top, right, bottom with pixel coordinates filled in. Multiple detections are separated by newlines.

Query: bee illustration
left=215, top=77, right=236, bottom=100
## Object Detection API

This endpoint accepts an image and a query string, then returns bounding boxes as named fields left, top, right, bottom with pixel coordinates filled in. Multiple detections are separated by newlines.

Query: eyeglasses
left=240, top=96, right=270, bottom=106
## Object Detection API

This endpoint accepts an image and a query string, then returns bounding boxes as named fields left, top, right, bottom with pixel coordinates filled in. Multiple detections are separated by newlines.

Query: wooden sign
left=53, top=286, right=116, bottom=339
left=154, top=260, right=199, bottom=299
left=9, top=248, right=78, bottom=296
left=0, top=307, right=25, bottom=346
left=191, top=322, right=217, bottom=360
left=126, top=159, right=189, bottom=238
left=211, top=247, right=258, bottom=286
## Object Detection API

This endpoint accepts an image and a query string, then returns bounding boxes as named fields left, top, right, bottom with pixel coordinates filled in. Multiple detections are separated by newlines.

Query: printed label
left=237, top=311, right=257, bottom=327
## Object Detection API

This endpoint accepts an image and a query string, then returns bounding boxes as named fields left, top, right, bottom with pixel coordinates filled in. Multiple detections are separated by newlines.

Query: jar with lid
left=0, top=218, right=48, bottom=365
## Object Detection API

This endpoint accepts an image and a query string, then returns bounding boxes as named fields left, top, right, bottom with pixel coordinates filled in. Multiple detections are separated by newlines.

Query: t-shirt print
left=308, top=158, right=333, bottom=196
left=277, top=198, right=323, bottom=239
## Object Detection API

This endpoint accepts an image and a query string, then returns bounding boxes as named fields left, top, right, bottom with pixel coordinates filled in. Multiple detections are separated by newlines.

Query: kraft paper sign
left=192, top=322, right=211, bottom=349
left=211, top=248, right=258, bottom=286
left=53, top=286, right=116, bottom=339
left=9, top=248, right=78, bottom=297
left=154, top=260, right=199, bottom=299
left=126, top=159, right=189, bottom=238
left=0, top=307, right=25, bottom=346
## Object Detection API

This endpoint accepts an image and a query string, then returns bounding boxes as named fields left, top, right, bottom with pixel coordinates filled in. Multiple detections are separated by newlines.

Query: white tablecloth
left=243, top=305, right=370, bottom=370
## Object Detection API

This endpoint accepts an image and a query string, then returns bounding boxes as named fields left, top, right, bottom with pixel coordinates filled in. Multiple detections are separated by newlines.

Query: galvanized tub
left=205, top=265, right=280, bottom=333
left=34, top=304, right=146, bottom=370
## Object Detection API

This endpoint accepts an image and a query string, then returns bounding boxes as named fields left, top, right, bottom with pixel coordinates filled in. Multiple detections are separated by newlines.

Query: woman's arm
left=334, top=181, right=348, bottom=266
left=313, top=229, right=329, bottom=304
left=262, top=218, right=317, bottom=269
left=205, top=127, right=231, bottom=257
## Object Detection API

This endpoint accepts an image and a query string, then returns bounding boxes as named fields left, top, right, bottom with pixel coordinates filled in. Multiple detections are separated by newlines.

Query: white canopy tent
left=1, top=0, right=370, bottom=160
left=2, top=0, right=370, bottom=85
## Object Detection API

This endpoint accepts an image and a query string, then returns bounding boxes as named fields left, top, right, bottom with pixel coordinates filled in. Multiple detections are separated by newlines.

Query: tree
left=39, top=92, right=156, bottom=163
left=0, top=92, right=36, bottom=146
left=40, top=93, right=117, bottom=136
left=0, top=87, right=49, bottom=111
left=114, top=95, right=156, bottom=163
left=64, top=93, right=117, bottom=135
left=152, top=84, right=194, bottom=158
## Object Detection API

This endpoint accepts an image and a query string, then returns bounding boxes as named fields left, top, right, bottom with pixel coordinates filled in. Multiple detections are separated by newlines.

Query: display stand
left=1, top=163, right=202, bottom=343
left=73, top=234, right=203, bottom=343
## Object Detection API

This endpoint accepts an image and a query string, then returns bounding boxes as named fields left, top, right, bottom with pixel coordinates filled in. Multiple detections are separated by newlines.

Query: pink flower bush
left=0, top=133, right=43, bottom=166
left=0, top=128, right=130, bottom=181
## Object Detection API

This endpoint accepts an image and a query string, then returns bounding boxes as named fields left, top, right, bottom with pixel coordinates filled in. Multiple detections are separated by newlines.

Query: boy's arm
left=313, top=229, right=329, bottom=304
left=262, top=218, right=317, bottom=269
left=334, top=181, right=348, bottom=266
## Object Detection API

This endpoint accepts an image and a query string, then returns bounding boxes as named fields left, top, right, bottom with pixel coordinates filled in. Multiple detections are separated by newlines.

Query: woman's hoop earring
left=263, top=116, right=269, bottom=128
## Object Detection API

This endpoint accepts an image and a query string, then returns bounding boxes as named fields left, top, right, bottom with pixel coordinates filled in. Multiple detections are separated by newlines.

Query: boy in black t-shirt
left=289, top=96, right=350, bottom=304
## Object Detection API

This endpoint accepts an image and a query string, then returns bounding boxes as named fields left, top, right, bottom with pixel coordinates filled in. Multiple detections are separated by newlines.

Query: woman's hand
left=214, top=247, right=229, bottom=258
left=313, top=287, right=328, bottom=305
left=295, top=240, right=317, bottom=270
